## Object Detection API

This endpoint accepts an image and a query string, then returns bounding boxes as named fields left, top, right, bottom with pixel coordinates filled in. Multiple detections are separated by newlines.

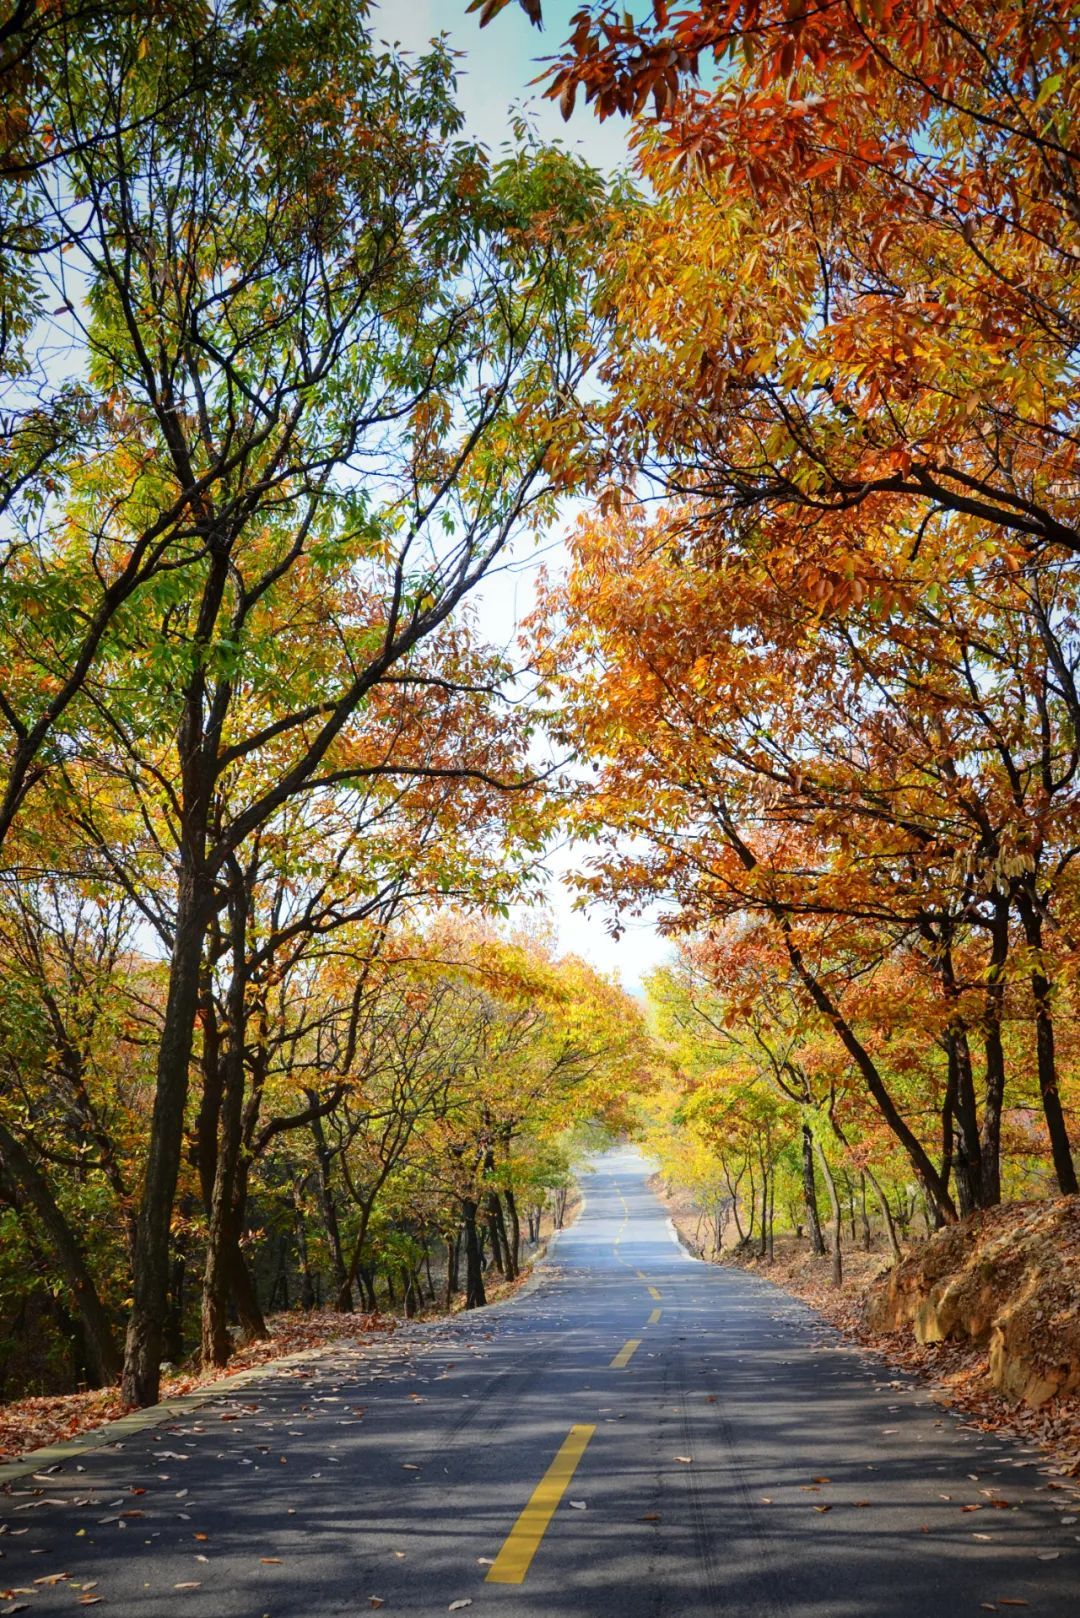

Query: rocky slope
left=865, top=1196, right=1080, bottom=1407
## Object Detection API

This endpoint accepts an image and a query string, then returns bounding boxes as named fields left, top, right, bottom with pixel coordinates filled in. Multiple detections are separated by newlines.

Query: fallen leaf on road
left=476, top=1558, right=494, bottom=1565
left=997, top=1601, right=1029, bottom=1608
left=1037, top=1551, right=1060, bottom=1560
left=259, top=1558, right=282, bottom=1564
left=393, top=1551, right=406, bottom=1560
left=674, top=1456, right=692, bottom=1464
left=811, top=1477, right=831, bottom=1484
left=174, top=1583, right=201, bottom=1590
left=401, top=1464, right=419, bottom=1471
left=449, top=1603, right=472, bottom=1612
left=813, top=1505, right=832, bottom=1513
left=568, top=1500, right=586, bottom=1510
left=639, top=1514, right=660, bottom=1522
left=369, top=1598, right=384, bottom=1609
left=34, top=1575, right=71, bottom=1586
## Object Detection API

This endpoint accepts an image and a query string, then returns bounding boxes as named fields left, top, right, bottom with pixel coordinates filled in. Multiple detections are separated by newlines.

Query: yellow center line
left=610, top=1337, right=641, bottom=1369
left=485, top=1425, right=596, bottom=1586
left=648, top=1308, right=662, bottom=1324
left=648, top=1286, right=661, bottom=1301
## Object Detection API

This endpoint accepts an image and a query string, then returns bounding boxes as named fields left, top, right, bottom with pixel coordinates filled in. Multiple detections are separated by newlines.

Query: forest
left=1, top=0, right=1079, bottom=1423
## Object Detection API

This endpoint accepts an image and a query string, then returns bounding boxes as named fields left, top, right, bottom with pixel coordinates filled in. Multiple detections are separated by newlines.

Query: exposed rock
left=865, top=1196, right=1080, bottom=1407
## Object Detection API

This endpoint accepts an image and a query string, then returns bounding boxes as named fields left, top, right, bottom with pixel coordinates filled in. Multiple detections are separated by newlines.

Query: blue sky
left=381, top=0, right=634, bottom=171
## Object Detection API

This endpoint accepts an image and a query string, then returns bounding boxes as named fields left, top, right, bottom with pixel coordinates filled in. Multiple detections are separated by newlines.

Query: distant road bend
left=1, top=1147, right=1077, bottom=1615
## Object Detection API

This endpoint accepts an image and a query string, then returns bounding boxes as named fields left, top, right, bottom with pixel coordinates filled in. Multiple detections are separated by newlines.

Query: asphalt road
left=2, top=1147, right=1078, bottom=1616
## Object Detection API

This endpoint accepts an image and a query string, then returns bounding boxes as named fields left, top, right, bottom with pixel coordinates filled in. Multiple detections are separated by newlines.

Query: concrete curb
left=667, top=1214, right=702, bottom=1262
left=0, top=1177, right=595, bottom=1487
left=0, top=1338, right=363, bottom=1489
left=0, top=1188, right=589, bottom=1486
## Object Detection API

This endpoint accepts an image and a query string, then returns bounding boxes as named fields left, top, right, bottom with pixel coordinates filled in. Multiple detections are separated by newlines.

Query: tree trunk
left=1015, top=890, right=1077, bottom=1192
left=445, top=1231, right=459, bottom=1306
left=946, top=1025, right=981, bottom=1215
left=486, top=1204, right=506, bottom=1276
left=123, top=868, right=210, bottom=1404
left=504, top=1187, right=521, bottom=1274
left=859, top=1173, right=871, bottom=1252
left=865, top=1166, right=902, bottom=1261
left=1029, top=960, right=1077, bottom=1193
left=782, top=923, right=957, bottom=1219
left=979, top=895, right=1009, bottom=1205
left=228, top=1239, right=266, bottom=1340
left=0, top=1124, right=121, bottom=1387
left=200, top=884, right=248, bottom=1368
left=813, top=1138, right=843, bottom=1287
left=766, top=1168, right=775, bottom=1263
left=462, top=1200, right=486, bottom=1309
left=309, top=1107, right=351, bottom=1311
left=801, top=1123, right=826, bottom=1255
left=488, top=1190, right=516, bottom=1280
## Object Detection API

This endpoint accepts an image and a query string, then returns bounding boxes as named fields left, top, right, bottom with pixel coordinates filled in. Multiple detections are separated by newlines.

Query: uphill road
left=1, top=1146, right=1077, bottom=1617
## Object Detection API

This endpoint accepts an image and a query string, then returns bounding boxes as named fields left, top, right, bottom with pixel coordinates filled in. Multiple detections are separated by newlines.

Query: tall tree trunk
left=780, top=922, right=957, bottom=1219
left=801, top=1123, right=826, bottom=1255
left=766, top=1168, right=775, bottom=1263
left=1017, top=890, right=1078, bottom=1193
left=813, top=1138, right=843, bottom=1287
left=486, top=1205, right=506, bottom=1276
left=462, top=1199, right=486, bottom=1309
left=226, top=1152, right=267, bottom=1339
left=946, top=1025, right=981, bottom=1215
left=0, top=1125, right=121, bottom=1387
left=865, top=1165, right=902, bottom=1261
left=830, top=1113, right=902, bottom=1262
left=979, top=895, right=1009, bottom=1205
left=488, top=1189, right=515, bottom=1280
left=504, top=1187, right=521, bottom=1275
left=123, top=868, right=210, bottom=1405
left=938, top=937, right=987, bottom=1211
left=309, top=1107, right=351, bottom=1311
left=445, top=1231, right=459, bottom=1306
left=201, top=882, right=248, bottom=1368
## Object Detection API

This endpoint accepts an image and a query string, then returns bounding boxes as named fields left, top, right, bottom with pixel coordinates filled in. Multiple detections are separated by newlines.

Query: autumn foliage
left=526, top=0, right=1080, bottom=1249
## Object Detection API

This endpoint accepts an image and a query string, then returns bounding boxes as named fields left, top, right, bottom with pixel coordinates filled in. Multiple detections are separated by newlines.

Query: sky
left=377, top=1, right=674, bottom=992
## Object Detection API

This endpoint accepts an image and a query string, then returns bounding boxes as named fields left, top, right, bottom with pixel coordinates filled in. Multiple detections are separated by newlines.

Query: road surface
left=1, top=1147, right=1077, bottom=1615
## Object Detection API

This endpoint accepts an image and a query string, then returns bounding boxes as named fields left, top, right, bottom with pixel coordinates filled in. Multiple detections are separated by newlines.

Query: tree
left=534, top=488, right=1080, bottom=1216
left=0, top=1, right=610, bottom=1404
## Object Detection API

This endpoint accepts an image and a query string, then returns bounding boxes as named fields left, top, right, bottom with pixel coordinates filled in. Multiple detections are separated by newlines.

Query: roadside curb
left=0, top=1339, right=359, bottom=1489
left=666, top=1214, right=702, bottom=1262
left=0, top=1186, right=589, bottom=1487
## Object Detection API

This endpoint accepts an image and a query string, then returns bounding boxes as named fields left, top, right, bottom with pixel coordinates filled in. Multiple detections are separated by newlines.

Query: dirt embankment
left=865, top=1196, right=1080, bottom=1408
left=653, top=1175, right=1080, bottom=1478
